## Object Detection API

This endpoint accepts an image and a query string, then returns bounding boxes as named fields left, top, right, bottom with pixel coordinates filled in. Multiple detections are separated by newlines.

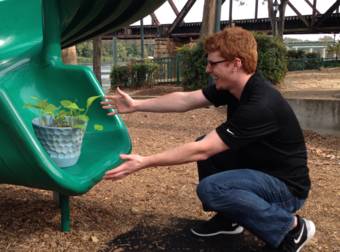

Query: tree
left=127, top=42, right=139, bottom=58
left=76, top=41, right=92, bottom=58
left=319, top=36, right=334, bottom=42
left=117, top=41, right=128, bottom=62
left=284, top=37, right=303, bottom=43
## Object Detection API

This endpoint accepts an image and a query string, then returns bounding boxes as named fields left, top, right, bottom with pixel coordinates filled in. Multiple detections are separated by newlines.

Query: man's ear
left=234, top=57, right=242, bottom=69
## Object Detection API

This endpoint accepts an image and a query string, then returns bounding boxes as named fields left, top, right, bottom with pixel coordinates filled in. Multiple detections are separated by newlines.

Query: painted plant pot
left=32, top=117, right=87, bottom=168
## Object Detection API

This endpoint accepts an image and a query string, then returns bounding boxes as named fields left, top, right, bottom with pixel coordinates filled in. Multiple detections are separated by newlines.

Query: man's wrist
left=132, top=99, right=142, bottom=112
left=141, top=155, right=153, bottom=169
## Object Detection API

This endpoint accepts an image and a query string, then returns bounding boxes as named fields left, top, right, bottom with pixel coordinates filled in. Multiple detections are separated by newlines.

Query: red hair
left=204, top=27, right=258, bottom=74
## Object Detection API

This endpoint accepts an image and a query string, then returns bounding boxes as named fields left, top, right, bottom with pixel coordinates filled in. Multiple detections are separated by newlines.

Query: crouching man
left=101, top=27, right=315, bottom=251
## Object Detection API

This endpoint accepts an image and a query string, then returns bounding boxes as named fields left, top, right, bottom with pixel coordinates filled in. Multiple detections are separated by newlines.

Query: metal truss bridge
left=103, top=0, right=340, bottom=41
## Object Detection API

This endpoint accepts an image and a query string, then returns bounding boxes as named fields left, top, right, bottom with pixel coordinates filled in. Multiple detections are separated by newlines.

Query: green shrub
left=322, top=59, right=340, bottom=68
left=287, top=50, right=305, bottom=59
left=254, top=33, right=287, bottom=84
left=287, top=50, right=306, bottom=71
left=177, top=42, right=208, bottom=90
left=110, top=61, right=158, bottom=89
left=110, top=65, right=130, bottom=87
left=305, top=52, right=321, bottom=70
left=287, top=59, right=305, bottom=71
left=286, top=50, right=322, bottom=71
left=131, top=61, right=159, bottom=88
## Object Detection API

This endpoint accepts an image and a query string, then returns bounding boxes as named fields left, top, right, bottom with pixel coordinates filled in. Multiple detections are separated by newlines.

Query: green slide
left=0, top=0, right=165, bottom=231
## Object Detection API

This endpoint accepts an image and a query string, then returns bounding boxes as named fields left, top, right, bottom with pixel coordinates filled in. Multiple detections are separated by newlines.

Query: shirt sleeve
left=215, top=104, right=279, bottom=150
left=202, top=84, right=237, bottom=107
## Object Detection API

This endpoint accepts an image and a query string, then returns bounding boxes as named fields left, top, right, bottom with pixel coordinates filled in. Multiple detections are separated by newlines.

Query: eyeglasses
left=207, top=59, right=230, bottom=67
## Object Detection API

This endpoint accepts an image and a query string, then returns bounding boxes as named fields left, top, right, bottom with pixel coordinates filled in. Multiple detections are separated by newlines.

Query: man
left=101, top=27, right=315, bottom=251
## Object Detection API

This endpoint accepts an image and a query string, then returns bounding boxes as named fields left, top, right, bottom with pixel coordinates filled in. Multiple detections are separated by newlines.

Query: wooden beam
left=315, top=0, right=340, bottom=27
left=168, top=0, right=180, bottom=15
left=167, top=0, right=197, bottom=35
left=287, top=0, right=310, bottom=28
left=150, top=13, right=160, bottom=26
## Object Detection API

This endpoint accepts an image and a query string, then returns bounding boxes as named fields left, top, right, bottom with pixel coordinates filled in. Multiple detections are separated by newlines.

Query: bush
left=254, top=33, right=287, bottom=84
left=287, top=50, right=322, bottom=71
left=322, top=59, right=340, bottom=68
left=110, top=61, right=158, bottom=89
left=287, top=59, right=305, bottom=71
left=305, top=52, right=321, bottom=70
left=177, top=42, right=208, bottom=90
left=110, top=65, right=129, bottom=87
left=287, top=50, right=306, bottom=71
left=131, top=61, right=159, bottom=88
left=287, top=50, right=305, bottom=59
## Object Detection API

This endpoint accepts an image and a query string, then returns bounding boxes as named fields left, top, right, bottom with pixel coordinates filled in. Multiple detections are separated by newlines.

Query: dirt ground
left=0, top=69, right=339, bottom=251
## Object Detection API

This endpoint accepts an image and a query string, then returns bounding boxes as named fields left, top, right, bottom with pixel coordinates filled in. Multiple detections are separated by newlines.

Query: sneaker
left=278, top=215, right=316, bottom=252
left=190, top=213, right=244, bottom=237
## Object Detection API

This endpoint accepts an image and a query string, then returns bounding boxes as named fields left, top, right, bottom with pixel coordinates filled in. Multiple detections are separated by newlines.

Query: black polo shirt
left=202, top=73, right=311, bottom=199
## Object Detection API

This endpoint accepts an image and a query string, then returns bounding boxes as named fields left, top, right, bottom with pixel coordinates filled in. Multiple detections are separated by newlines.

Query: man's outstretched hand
left=101, top=87, right=136, bottom=115
left=104, top=154, right=145, bottom=181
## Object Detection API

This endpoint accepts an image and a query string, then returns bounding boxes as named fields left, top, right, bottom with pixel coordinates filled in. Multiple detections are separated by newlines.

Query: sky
left=133, top=0, right=340, bottom=41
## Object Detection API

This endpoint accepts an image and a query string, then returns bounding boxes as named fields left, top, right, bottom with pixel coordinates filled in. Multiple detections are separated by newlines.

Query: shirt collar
left=239, top=72, right=260, bottom=102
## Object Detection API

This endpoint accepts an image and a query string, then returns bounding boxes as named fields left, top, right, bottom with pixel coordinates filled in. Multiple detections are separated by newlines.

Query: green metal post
left=176, top=55, right=180, bottom=84
left=140, top=18, right=145, bottom=60
left=112, top=36, right=117, bottom=66
left=215, top=0, right=222, bottom=32
left=59, top=193, right=70, bottom=232
left=166, top=57, right=173, bottom=82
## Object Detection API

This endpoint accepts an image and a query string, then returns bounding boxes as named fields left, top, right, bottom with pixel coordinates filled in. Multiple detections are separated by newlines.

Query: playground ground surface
left=0, top=68, right=339, bottom=251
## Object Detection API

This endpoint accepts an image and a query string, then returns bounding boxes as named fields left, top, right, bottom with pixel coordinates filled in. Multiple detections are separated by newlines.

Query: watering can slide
left=0, top=0, right=166, bottom=231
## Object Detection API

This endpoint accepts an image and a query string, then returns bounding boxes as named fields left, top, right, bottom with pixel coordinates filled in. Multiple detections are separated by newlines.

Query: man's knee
left=196, top=172, right=252, bottom=212
left=196, top=176, right=233, bottom=210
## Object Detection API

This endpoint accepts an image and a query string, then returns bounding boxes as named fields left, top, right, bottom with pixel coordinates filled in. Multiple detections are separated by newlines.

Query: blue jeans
left=196, top=169, right=305, bottom=247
